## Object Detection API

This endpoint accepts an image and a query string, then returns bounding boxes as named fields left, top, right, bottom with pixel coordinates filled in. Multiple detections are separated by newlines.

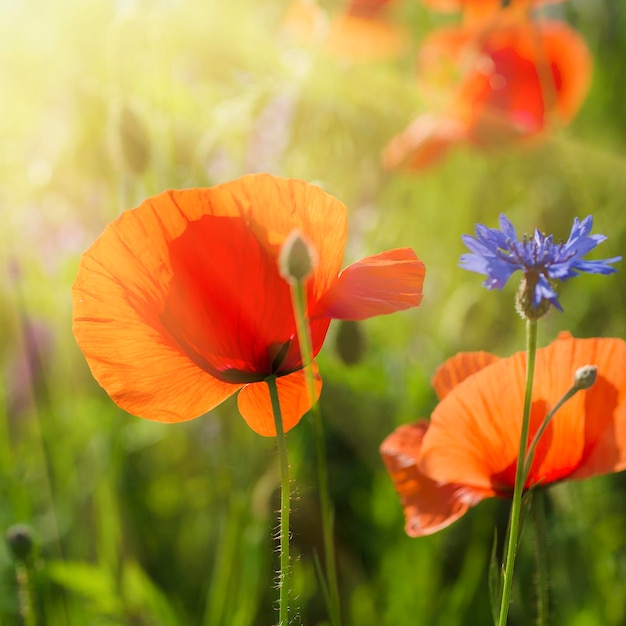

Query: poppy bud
left=335, top=320, right=367, bottom=366
left=5, top=524, right=34, bottom=563
left=574, top=365, right=597, bottom=391
left=279, top=229, right=317, bottom=283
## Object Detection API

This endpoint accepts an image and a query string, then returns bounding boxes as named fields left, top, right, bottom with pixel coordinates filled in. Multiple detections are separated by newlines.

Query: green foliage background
left=1, top=0, right=625, bottom=624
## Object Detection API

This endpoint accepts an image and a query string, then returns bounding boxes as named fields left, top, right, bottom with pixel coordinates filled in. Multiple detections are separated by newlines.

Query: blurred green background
left=1, top=0, right=626, bottom=624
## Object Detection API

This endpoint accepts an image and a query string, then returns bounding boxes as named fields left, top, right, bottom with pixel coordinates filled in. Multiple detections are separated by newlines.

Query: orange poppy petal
left=432, top=351, right=500, bottom=400
left=555, top=338, right=626, bottom=481
left=73, top=244, right=242, bottom=422
left=283, top=1, right=407, bottom=62
left=420, top=353, right=526, bottom=492
left=420, top=0, right=538, bottom=22
left=346, top=0, right=397, bottom=19
left=237, top=368, right=322, bottom=437
left=382, top=114, right=465, bottom=172
left=452, top=25, right=545, bottom=144
left=538, top=21, right=592, bottom=124
left=380, top=421, right=494, bottom=537
left=162, top=211, right=298, bottom=379
left=519, top=336, right=626, bottom=486
left=420, top=336, right=626, bottom=493
left=419, top=0, right=466, bottom=12
left=325, top=14, right=409, bottom=61
left=420, top=0, right=565, bottom=14
left=204, top=174, right=348, bottom=304
left=310, top=248, right=425, bottom=321
left=282, top=0, right=328, bottom=46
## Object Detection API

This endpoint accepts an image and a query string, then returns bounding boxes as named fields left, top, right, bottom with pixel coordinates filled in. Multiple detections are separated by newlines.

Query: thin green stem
left=289, top=280, right=341, bottom=626
left=309, top=402, right=341, bottom=626
left=523, top=386, right=578, bottom=483
left=497, top=318, right=538, bottom=626
left=533, top=491, right=550, bottom=626
left=16, top=562, right=36, bottom=626
left=267, top=376, right=291, bottom=626
left=289, top=280, right=317, bottom=422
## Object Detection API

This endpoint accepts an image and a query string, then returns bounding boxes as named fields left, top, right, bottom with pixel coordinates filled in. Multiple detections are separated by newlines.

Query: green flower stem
left=289, top=280, right=341, bottom=626
left=497, top=318, right=538, bottom=626
left=309, top=405, right=341, bottom=626
left=533, top=491, right=550, bottom=626
left=523, top=386, right=579, bottom=484
left=15, top=562, right=36, bottom=626
left=267, top=375, right=291, bottom=626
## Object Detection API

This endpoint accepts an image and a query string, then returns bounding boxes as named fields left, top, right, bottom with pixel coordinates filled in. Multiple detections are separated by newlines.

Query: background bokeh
left=1, top=0, right=625, bottom=624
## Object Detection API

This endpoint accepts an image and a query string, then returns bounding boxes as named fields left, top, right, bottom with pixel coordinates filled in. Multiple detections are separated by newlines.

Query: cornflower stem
left=288, top=279, right=342, bottom=626
left=497, top=318, right=538, bottom=626
left=267, top=375, right=291, bottom=626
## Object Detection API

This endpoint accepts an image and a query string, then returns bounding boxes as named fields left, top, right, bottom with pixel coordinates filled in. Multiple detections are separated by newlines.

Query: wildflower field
left=2, top=0, right=626, bottom=624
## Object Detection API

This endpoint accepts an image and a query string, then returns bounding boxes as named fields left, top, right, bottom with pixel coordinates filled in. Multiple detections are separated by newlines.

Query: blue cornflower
left=460, top=214, right=621, bottom=316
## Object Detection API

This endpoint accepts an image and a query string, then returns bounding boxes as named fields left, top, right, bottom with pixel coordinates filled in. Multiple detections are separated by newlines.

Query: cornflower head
left=460, top=214, right=621, bottom=319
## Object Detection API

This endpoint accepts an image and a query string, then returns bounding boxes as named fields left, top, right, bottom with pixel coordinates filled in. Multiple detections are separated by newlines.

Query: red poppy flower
left=73, top=174, right=425, bottom=437
left=380, top=333, right=626, bottom=537
left=345, top=0, right=397, bottom=19
left=383, top=16, right=591, bottom=171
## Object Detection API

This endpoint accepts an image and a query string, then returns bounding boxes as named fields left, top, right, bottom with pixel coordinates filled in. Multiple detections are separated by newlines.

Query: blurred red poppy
left=381, top=333, right=626, bottom=537
left=383, top=15, right=591, bottom=171
left=73, top=174, right=425, bottom=436
left=345, top=0, right=397, bottom=19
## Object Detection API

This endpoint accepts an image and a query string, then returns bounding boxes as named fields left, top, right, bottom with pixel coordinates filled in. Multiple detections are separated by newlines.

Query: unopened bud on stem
left=279, top=229, right=317, bottom=283
left=5, top=524, right=34, bottom=563
left=574, top=365, right=597, bottom=390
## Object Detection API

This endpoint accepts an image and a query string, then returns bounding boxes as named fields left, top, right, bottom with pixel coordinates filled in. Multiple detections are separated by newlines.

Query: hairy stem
left=289, top=280, right=341, bottom=626
left=267, top=376, right=291, bottom=626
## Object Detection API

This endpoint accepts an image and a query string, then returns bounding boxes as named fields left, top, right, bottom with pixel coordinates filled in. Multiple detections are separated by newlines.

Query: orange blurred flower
left=381, top=333, right=626, bottom=537
left=283, top=0, right=408, bottom=61
left=343, top=0, right=398, bottom=19
left=73, top=174, right=425, bottom=437
left=383, top=14, right=591, bottom=171
left=420, top=0, right=566, bottom=21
